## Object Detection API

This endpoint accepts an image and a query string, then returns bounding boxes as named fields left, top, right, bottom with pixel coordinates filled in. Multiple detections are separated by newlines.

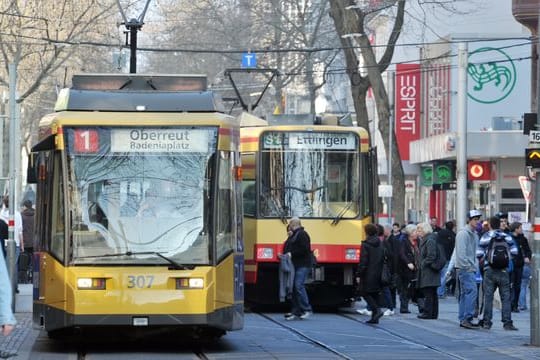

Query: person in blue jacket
left=0, top=247, right=16, bottom=336
left=476, top=216, right=518, bottom=331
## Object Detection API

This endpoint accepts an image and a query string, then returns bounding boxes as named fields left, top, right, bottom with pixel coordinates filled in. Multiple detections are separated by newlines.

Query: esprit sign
left=395, top=64, right=421, bottom=160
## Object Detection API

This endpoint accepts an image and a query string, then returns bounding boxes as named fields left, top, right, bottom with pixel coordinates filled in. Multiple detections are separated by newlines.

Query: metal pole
left=388, top=71, right=395, bottom=223
left=456, top=43, right=468, bottom=231
left=129, top=19, right=139, bottom=74
left=531, top=13, right=540, bottom=346
left=7, top=63, right=17, bottom=311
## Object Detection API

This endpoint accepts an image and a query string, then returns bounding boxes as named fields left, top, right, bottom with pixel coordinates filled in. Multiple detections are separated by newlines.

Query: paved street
left=1, top=284, right=538, bottom=359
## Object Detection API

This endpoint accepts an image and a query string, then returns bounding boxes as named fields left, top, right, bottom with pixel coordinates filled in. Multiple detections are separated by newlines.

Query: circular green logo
left=467, top=47, right=516, bottom=104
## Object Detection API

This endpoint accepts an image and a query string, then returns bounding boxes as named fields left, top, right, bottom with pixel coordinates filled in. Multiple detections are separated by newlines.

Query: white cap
left=468, top=209, right=482, bottom=219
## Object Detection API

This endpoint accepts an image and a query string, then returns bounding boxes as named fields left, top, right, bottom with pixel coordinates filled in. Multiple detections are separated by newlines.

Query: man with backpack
left=476, top=216, right=518, bottom=331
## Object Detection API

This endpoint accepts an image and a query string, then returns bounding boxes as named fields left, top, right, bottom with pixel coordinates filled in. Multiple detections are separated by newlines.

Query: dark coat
left=21, top=207, right=35, bottom=249
left=418, top=233, right=440, bottom=288
left=357, top=235, right=384, bottom=293
left=437, top=228, right=455, bottom=261
left=385, top=232, right=403, bottom=274
left=398, top=236, right=418, bottom=281
left=512, top=233, right=532, bottom=268
left=283, top=227, right=311, bottom=268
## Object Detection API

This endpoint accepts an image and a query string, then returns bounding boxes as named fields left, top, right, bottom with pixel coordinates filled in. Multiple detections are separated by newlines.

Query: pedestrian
left=279, top=224, right=295, bottom=304
left=283, top=217, right=313, bottom=321
left=495, top=212, right=510, bottom=233
left=437, top=221, right=456, bottom=298
left=508, top=221, right=531, bottom=313
left=455, top=210, right=482, bottom=329
left=477, top=216, right=518, bottom=331
left=356, top=223, right=384, bottom=324
left=416, top=222, right=440, bottom=319
left=0, top=246, right=16, bottom=336
left=519, top=263, right=531, bottom=311
left=0, top=196, right=23, bottom=293
left=430, top=217, right=442, bottom=233
left=397, top=224, right=419, bottom=314
left=21, top=200, right=35, bottom=282
left=0, top=220, right=6, bottom=259
left=378, top=224, right=396, bottom=316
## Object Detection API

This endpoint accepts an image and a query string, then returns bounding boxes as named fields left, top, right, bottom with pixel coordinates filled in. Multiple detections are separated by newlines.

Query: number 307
left=127, top=275, right=154, bottom=288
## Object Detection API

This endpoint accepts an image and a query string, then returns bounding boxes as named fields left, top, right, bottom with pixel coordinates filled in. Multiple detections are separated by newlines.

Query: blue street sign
left=241, top=52, right=257, bottom=68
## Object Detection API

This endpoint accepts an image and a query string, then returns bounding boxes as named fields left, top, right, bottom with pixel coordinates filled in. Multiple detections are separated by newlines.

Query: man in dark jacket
left=357, top=223, right=384, bottom=324
left=509, top=222, right=532, bottom=313
left=283, top=217, right=313, bottom=321
left=437, top=221, right=456, bottom=297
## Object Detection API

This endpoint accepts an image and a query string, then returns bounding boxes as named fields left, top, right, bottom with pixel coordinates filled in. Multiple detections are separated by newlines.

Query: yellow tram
left=28, top=74, right=243, bottom=338
left=241, top=117, right=376, bottom=307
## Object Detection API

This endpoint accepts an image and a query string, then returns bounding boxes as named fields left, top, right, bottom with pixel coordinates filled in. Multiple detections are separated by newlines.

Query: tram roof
left=55, top=74, right=225, bottom=113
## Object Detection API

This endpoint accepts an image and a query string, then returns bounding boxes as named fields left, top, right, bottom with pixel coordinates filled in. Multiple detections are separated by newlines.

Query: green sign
left=433, top=161, right=456, bottom=185
left=467, top=47, right=516, bottom=104
left=421, top=165, right=433, bottom=186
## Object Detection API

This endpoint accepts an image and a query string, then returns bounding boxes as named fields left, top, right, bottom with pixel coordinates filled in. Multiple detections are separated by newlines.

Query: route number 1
left=74, top=129, right=99, bottom=153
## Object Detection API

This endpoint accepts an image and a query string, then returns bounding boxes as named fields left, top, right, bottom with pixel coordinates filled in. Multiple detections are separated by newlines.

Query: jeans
left=483, top=267, right=512, bottom=326
left=519, top=274, right=530, bottom=309
left=457, top=269, right=477, bottom=322
left=382, top=286, right=395, bottom=310
left=291, top=266, right=312, bottom=316
left=510, top=266, right=523, bottom=310
left=437, top=262, right=449, bottom=297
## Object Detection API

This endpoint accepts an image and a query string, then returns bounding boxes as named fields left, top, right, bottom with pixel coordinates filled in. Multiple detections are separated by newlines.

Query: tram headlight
left=175, top=277, right=204, bottom=289
left=256, top=247, right=274, bottom=260
left=77, top=277, right=106, bottom=290
left=345, top=248, right=359, bottom=261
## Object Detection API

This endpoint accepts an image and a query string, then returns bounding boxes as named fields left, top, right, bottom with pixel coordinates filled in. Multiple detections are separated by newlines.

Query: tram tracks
left=338, top=313, right=468, bottom=360
left=256, top=312, right=355, bottom=360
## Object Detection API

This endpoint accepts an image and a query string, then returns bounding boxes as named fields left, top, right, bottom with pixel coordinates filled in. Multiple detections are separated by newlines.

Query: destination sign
left=111, top=129, right=211, bottom=153
left=262, top=132, right=357, bottom=150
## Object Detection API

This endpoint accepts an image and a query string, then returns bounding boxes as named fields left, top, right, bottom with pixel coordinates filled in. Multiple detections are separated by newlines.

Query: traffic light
left=523, top=113, right=537, bottom=135
left=525, top=148, right=540, bottom=168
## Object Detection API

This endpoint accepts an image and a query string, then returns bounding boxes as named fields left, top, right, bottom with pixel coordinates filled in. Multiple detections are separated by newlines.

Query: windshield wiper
left=332, top=197, right=360, bottom=226
left=74, top=251, right=193, bottom=270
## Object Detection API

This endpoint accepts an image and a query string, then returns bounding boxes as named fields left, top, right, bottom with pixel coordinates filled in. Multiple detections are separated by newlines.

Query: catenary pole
left=456, top=43, right=468, bottom=231
left=6, top=63, right=17, bottom=311
left=388, top=71, right=394, bottom=223
left=531, top=13, right=540, bottom=346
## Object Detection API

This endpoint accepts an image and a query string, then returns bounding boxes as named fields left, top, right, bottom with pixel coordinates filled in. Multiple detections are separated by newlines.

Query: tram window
left=50, top=152, right=65, bottom=262
left=242, top=181, right=256, bottom=216
left=216, top=152, right=234, bottom=260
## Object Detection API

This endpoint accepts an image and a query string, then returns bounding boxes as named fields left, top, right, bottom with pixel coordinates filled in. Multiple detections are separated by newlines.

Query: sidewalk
left=0, top=284, right=38, bottom=359
left=352, top=294, right=539, bottom=358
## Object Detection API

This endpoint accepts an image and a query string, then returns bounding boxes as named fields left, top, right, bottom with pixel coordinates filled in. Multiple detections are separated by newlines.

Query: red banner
left=468, top=161, right=491, bottom=181
left=395, top=64, right=421, bottom=160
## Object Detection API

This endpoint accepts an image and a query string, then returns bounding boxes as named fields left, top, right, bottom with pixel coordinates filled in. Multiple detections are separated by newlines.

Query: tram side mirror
left=27, top=152, right=38, bottom=184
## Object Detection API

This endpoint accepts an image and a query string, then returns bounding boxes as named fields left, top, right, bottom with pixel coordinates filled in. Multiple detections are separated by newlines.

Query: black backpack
left=486, top=234, right=510, bottom=269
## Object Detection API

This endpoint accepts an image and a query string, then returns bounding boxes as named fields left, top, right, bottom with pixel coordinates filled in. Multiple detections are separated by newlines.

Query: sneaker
left=460, top=320, right=478, bottom=329
left=284, top=313, right=293, bottom=318
left=284, top=314, right=298, bottom=321
left=483, top=322, right=492, bottom=330
left=383, top=309, right=394, bottom=316
left=356, top=309, right=372, bottom=316
left=300, top=311, right=312, bottom=319
left=504, top=324, right=519, bottom=331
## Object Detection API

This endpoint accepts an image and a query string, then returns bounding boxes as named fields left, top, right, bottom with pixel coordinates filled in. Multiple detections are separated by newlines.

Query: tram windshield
left=64, top=127, right=217, bottom=266
left=259, top=131, right=360, bottom=219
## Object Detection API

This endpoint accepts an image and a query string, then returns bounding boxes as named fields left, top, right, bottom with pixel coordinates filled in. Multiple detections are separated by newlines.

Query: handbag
left=381, top=259, right=392, bottom=286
